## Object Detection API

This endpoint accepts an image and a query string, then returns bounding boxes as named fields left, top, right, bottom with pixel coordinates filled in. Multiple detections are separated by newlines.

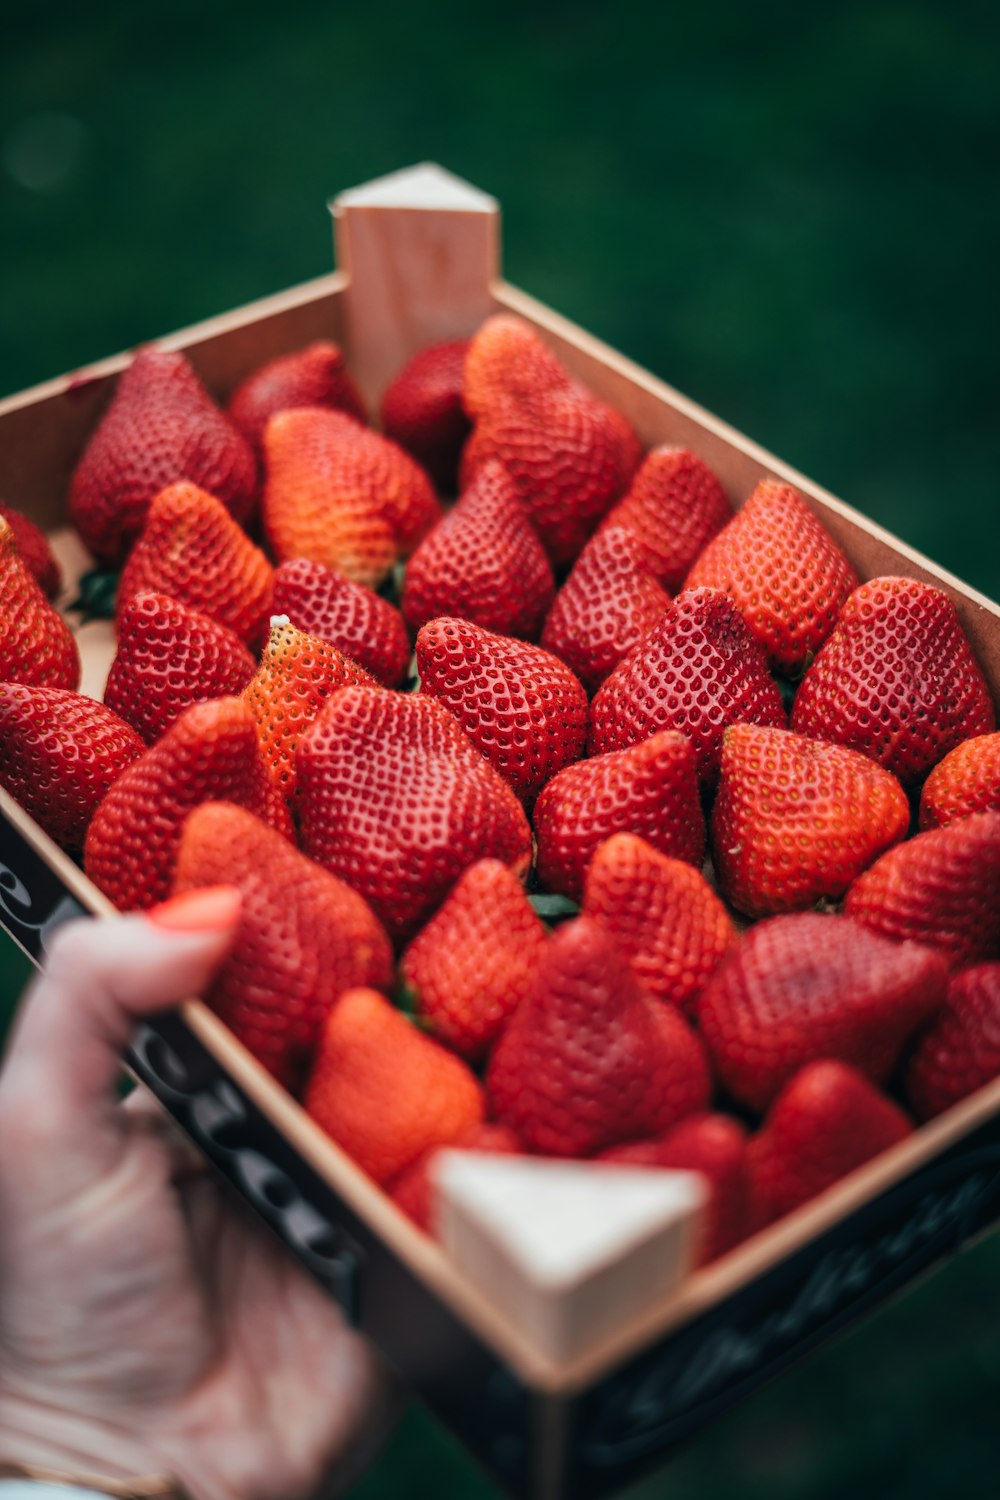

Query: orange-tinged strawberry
left=304, top=987, right=485, bottom=1185
left=685, top=480, right=859, bottom=675
left=712, top=724, right=910, bottom=918
left=400, top=859, right=548, bottom=1061
left=227, top=340, right=366, bottom=451
left=117, top=482, right=274, bottom=647
left=905, top=963, right=1000, bottom=1120
left=84, top=697, right=292, bottom=911
left=0, top=499, right=62, bottom=598
left=601, top=447, right=731, bottom=591
left=463, top=315, right=568, bottom=414
left=534, top=733, right=705, bottom=903
left=920, top=732, right=1000, bottom=830
left=583, top=834, right=738, bottom=1016
left=69, top=347, right=257, bottom=565
left=380, top=339, right=471, bottom=493
left=0, top=519, right=80, bottom=691
left=389, top=1122, right=524, bottom=1235
left=174, top=803, right=392, bottom=1093
left=271, top=558, right=410, bottom=688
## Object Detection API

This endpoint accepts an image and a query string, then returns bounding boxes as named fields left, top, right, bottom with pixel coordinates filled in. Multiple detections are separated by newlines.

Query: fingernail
left=147, top=886, right=242, bottom=933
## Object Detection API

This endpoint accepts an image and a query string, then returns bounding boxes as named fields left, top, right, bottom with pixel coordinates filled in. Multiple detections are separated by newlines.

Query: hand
left=0, top=890, right=395, bottom=1500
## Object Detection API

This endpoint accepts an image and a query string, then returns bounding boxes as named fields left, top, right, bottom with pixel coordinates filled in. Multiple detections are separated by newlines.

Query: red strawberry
left=0, top=519, right=80, bottom=691
left=0, top=499, right=62, bottom=597
left=0, top=684, right=144, bottom=853
left=711, top=723, right=910, bottom=918
left=380, top=339, right=471, bottom=493
left=415, top=617, right=588, bottom=805
left=792, top=576, right=996, bottom=785
left=227, top=340, right=366, bottom=451
left=598, top=1112, right=751, bottom=1264
left=84, top=697, right=292, bottom=911
left=304, top=987, right=485, bottom=1185
left=116, top=482, right=274, bottom=647
left=297, top=686, right=532, bottom=944
left=685, top=480, right=859, bottom=675
left=920, top=732, right=1000, bottom=830
left=534, top=733, right=705, bottom=903
left=601, top=447, right=731, bottom=591
left=844, top=811, right=1000, bottom=970
left=589, top=588, right=786, bottom=779
left=540, top=524, right=671, bottom=694
left=463, top=314, right=568, bottom=411
left=401, top=461, right=555, bottom=640
left=696, top=912, right=947, bottom=1113
left=69, top=347, right=257, bottom=565
left=487, top=916, right=711, bottom=1158
left=582, top=833, right=737, bottom=1016
left=174, top=803, right=392, bottom=1092
left=400, top=858, right=548, bottom=1061
left=906, top=963, right=1000, bottom=1120
left=271, top=557, right=410, bottom=688
left=389, top=1122, right=523, bottom=1234
left=747, top=1062, right=913, bottom=1227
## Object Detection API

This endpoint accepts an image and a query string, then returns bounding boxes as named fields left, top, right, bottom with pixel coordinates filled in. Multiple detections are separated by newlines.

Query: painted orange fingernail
left=146, top=886, right=242, bottom=933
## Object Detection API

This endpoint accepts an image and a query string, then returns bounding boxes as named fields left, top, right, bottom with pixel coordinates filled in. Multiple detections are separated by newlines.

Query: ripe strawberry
left=400, top=859, right=548, bottom=1061
left=463, top=314, right=568, bottom=411
left=487, top=916, right=711, bottom=1158
left=271, top=558, right=410, bottom=688
left=905, top=963, right=1000, bottom=1120
left=747, top=1062, right=913, bottom=1227
left=116, top=482, right=274, bottom=647
left=69, top=347, right=257, bottom=565
left=844, top=811, right=1000, bottom=970
left=380, top=339, right=471, bottom=493
left=534, top=733, right=705, bottom=902
left=304, top=987, right=485, bottom=1185
left=919, top=732, right=1000, bottom=830
left=0, top=499, right=62, bottom=598
left=0, top=684, right=143, bottom=853
left=696, top=912, right=947, bottom=1113
left=297, top=686, right=532, bottom=944
left=0, top=518, right=80, bottom=691
left=589, top=588, right=786, bottom=779
left=262, top=406, right=441, bottom=589
left=415, top=617, right=588, bottom=805
left=601, top=447, right=731, bottom=591
left=582, top=833, right=737, bottom=1016
left=792, top=576, right=996, bottom=785
left=540, top=524, right=671, bottom=694
left=84, top=697, right=292, bottom=911
left=712, top=724, right=910, bottom=918
left=227, top=340, right=366, bottom=451
left=174, top=803, right=392, bottom=1092
left=389, top=1122, right=524, bottom=1235
left=401, top=461, right=554, bottom=640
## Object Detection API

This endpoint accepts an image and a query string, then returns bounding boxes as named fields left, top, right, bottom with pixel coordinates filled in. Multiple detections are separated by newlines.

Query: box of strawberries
left=0, top=163, right=998, bottom=1500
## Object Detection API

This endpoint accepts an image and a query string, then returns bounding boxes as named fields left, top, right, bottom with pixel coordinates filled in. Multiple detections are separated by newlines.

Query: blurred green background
left=2, top=2, right=999, bottom=1496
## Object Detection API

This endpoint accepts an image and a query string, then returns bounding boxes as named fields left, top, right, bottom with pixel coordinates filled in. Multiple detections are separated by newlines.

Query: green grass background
left=2, top=3, right=999, bottom=1495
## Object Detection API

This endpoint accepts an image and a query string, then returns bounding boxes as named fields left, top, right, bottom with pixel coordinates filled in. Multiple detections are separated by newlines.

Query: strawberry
left=461, top=315, right=641, bottom=568
left=84, top=697, right=292, bottom=911
left=262, top=406, right=441, bottom=589
left=415, top=617, right=588, bottom=805
left=919, top=732, right=1000, bottom=830
left=389, top=1122, right=524, bottom=1234
left=116, top=482, right=274, bottom=647
left=0, top=684, right=144, bottom=853
left=534, top=733, right=705, bottom=903
left=296, top=685, right=532, bottom=944
left=711, top=723, right=910, bottom=918
left=0, top=519, right=80, bottom=691
left=582, top=833, right=737, bottom=1016
left=696, top=912, right=947, bottom=1113
left=905, top=963, right=1000, bottom=1120
left=304, top=987, right=485, bottom=1185
left=598, top=1112, right=751, bottom=1264
left=601, top=447, right=731, bottom=591
left=401, top=461, right=555, bottom=640
left=791, top=576, right=996, bottom=785
left=747, top=1062, right=913, bottom=1227
left=227, top=340, right=366, bottom=451
left=69, top=347, right=257, bottom=565
left=685, top=480, right=859, bottom=675
left=487, top=916, right=711, bottom=1157
left=271, top=557, right=410, bottom=688
left=540, top=524, right=671, bottom=694
left=380, top=339, right=471, bottom=493
left=844, top=811, right=1000, bottom=970
left=400, top=859, right=548, bottom=1061
left=0, top=499, right=62, bottom=598
left=174, top=803, right=392, bottom=1092
left=589, top=588, right=786, bottom=779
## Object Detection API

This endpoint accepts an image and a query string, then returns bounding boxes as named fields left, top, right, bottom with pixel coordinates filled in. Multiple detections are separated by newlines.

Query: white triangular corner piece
left=434, top=1152, right=706, bottom=1366
left=333, top=163, right=497, bottom=214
